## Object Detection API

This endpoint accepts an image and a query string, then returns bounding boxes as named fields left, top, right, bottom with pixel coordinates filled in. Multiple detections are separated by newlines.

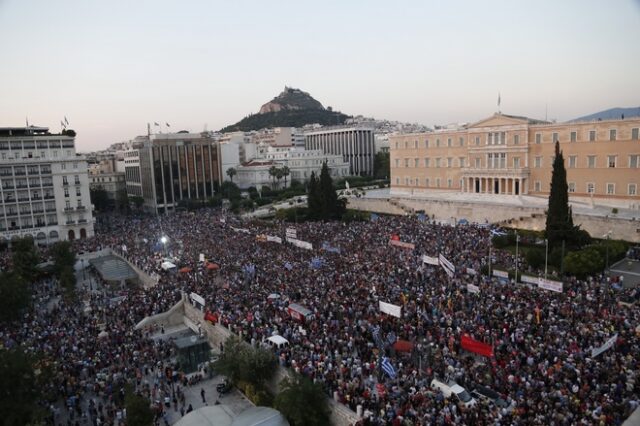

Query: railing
left=66, top=220, right=75, bottom=225
left=47, top=221, right=58, bottom=226
left=76, top=205, right=86, bottom=211
left=43, top=195, right=54, bottom=199
left=42, top=182, right=54, bottom=188
left=78, top=219, right=87, bottom=223
left=64, top=207, right=74, bottom=212
left=14, top=171, right=26, bottom=176
left=2, top=186, right=15, bottom=190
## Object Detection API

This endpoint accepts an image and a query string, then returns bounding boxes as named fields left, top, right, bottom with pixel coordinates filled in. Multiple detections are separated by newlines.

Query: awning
left=179, top=267, right=192, bottom=273
left=206, top=262, right=220, bottom=270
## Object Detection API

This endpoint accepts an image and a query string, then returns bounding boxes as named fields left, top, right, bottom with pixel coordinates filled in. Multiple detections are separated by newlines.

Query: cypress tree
left=318, top=161, right=344, bottom=220
left=307, top=171, right=321, bottom=219
left=545, top=141, right=575, bottom=249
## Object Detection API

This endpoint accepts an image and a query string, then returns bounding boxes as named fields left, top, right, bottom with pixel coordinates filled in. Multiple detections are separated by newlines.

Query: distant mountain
left=221, top=87, right=350, bottom=132
left=570, top=107, right=640, bottom=122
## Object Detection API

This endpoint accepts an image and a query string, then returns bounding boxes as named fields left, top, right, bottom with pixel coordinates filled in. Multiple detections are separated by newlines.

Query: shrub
left=564, top=247, right=604, bottom=278
left=342, top=209, right=370, bottom=223
left=525, top=247, right=546, bottom=269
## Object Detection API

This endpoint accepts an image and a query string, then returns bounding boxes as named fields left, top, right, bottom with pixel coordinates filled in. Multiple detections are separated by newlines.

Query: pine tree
left=545, top=141, right=578, bottom=249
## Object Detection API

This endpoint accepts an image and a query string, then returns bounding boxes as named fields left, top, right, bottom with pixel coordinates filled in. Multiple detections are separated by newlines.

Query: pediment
left=467, top=113, right=531, bottom=129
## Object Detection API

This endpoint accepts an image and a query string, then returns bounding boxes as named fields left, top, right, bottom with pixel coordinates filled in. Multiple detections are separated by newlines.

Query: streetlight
left=515, top=232, right=519, bottom=283
left=544, top=238, right=549, bottom=279
left=160, top=236, right=168, bottom=257
left=603, top=231, right=612, bottom=273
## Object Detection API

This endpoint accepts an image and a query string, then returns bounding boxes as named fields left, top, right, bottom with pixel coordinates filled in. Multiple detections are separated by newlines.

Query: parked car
left=216, top=380, right=232, bottom=395
left=430, top=378, right=476, bottom=407
left=471, top=384, right=515, bottom=412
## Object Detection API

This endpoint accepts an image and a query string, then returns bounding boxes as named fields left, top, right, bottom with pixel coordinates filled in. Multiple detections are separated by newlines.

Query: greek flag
left=311, top=257, right=324, bottom=269
left=417, top=213, right=426, bottom=222
left=386, top=331, right=397, bottom=346
left=370, top=213, right=379, bottom=222
left=284, top=262, right=293, bottom=271
left=381, top=357, right=396, bottom=379
left=371, top=325, right=384, bottom=349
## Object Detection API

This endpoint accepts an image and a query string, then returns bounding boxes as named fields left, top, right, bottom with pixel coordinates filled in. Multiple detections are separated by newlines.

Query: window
left=414, top=140, right=418, bottom=148
left=606, top=183, right=615, bottom=195
left=405, top=177, right=409, bottom=185
left=609, top=129, right=617, bottom=141
left=395, top=159, right=399, bottom=167
left=569, top=155, right=577, bottom=168
left=475, top=158, right=481, bottom=168
left=513, top=157, right=520, bottom=168
left=424, top=158, right=430, bottom=168
left=447, top=157, right=452, bottom=168
left=425, top=178, right=430, bottom=187
left=64, top=188, right=69, bottom=197
left=436, top=138, right=440, bottom=147
left=73, top=162, right=78, bottom=169
left=415, top=158, right=419, bottom=167
left=500, top=153, right=506, bottom=169
left=632, top=128, right=639, bottom=140
left=447, top=179, right=452, bottom=188
left=447, top=138, right=452, bottom=147
left=608, top=155, right=617, bottom=168
left=76, top=188, right=81, bottom=196
left=404, top=158, right=409, bottom=167
left=475, top=136, right=480, bottom=146
left=436, top=178, right=441, bottom=188
left=552, top=132, right=559, bottom=143
left=534, top=181, right=541, bottom=192
left=61, top=163, right=65, bottom=170
left=568, top=182, right=575, bottom=193
left=65, top=201, right=70, bottom=209
left=587, top=183, right=595, bottom=194
left=435, top=158, right=441, bottom=168
left=629, top=184, right=637, bottom=196
left=425, top=139, right=429, bottom=148
left=513, top=135, right=519, bottom=145
left=629, top=155, right=639, bottom=168
left=570, top=131, right=577, bottom=142
left=589, top=130, right=596, bottom=141
left=404, top=141, right=408, bottom=149
left=587, top=155, right=596, bottom=168
left=395, top=177, right=400, bottom=185
left=62, top=176, right=68, bottom=184
left=459, top=137, right=464, bottom=146
left=535, top=133, right=541, bottom=144
left=395, top=142, right=399, bottom=149
left=535, top=156, right=542, bottom=168
left=459, top=157, right=465, bottom=168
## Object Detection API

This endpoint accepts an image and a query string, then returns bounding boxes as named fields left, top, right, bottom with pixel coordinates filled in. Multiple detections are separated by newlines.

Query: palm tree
left=281, top=165, right=290, bottom=189
left=268, top=166, right=278, bottom=190
left=226, top=167, right=237, bottom=183
left=275, top=168, right=284, bottom=190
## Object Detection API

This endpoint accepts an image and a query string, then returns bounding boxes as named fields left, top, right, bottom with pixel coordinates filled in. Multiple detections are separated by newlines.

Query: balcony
left=78, top=219, right=88, bottom=224
left=47, top=221, right=58, bottom=226
left=76, top=205, right=86, bottom=211
left=43, top=194, right=54, bottom=199
left=45, top=206, right=56, bottom=212
left=15, top=184, right=28, bottom=189
left=41, top=169, right=52, bottom=175
left=8, top=226, right=20, bottom=231
left=5, top=211, right=18, bottom=217
left=2, top=186, right=15, bottom=190
left=62, top=181, right=69, bottom=186
left=32, top=209, right=44, bottom=214
left=64, top=207, right=74, bottom=212
left=65, top=220, right=75, bottom=225
left=14, top=171, right=26, bottom=176
left=18, top=198, right=31, bottom=202
left=42, top=182, right=53, bottom=188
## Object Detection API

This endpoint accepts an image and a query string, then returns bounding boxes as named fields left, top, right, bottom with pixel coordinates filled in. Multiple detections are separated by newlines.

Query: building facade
left=0, top=126, right=94, bottom=244
left=390, top=113, right=640, bottom=207
left=89, top=158, right=126, bottom=202
left=124, top=133, right=221, bottom=213
left=234, top=146, right=350, bottom=189
left=304, top=125, right=376, bottom=176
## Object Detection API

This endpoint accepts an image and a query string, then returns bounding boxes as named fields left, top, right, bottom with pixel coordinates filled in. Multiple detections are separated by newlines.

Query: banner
left=267, top=235, right=282, bottom=244
left=439, top=253, right=455, bottom=277
left=538, top=278, right=563, bottom=293
left=256, top=234, right=268, bottom=242
left=389, top=239, right=415, bottom=250
left=321, top=242, right=341, bottom=254
left=591, top=334, right=618, bottom=358
left=287, top=238, right=313, bottom=250
left=190, top=292, right=205, bottom=307
left=422, top=255, right=440, bottom=266
left=467, top=284, right=480, bottom=294
left=521, top=275, right=539, bottom=285
left=231, top=226, right=250, bottom=234
left=379, top=301, right=402, bottom=318
left=492, top=270, right=509, bottom=279
left=199, top=253, right=205, bottom=262
left=460, top=334, right=494, bottom=357
left=466, top=268, right=477, bottom=276
left=286, top=227, right=297, bottom=239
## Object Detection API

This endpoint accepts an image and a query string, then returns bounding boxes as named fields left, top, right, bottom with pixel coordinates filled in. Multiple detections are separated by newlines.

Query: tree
left=373, top=151, right=390, bottom=180
left=0, top=348, right=46, bottom=425
left=281, top=166, right=290, bottom=188
left=226, top=167, right=237, bottom=183
left=269, top=166, right=279, bottom=190
left=130, top=196, right=144, bottom=210
left=274, top=373, right=330, bottom=426
left=0, top=272, right=30, bottom=323
left=318, top=161, right=345, bottom=220
left=545, top=141, right=588, bottom=250
left=50, top=241, right=76, bottom=277
left=59, top=265, right=77, bottom=301
left=220, top=181, right=241, bottom=200
left=11, top=236, right=39, bottom=283
left=564, top=247, right=605, bottom=278
left=125, top=385, right=154, bottom=426
left=213, top=336, right=276, bottom=388
left=90, top=186, right=111, bottom=212
left=307, top=172, right=321, bottom=219
left=116, top=188, right=130, bottom=213
left=275, top=168, right=284, bottom=190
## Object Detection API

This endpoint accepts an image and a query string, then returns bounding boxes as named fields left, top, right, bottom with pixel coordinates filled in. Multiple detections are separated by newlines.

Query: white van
left=430, top=378, right=476, bottom=407
left=265, top=335, right=289, bottom=350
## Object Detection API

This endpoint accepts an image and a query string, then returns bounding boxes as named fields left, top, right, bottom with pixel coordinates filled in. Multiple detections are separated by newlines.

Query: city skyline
left=1, top=0, right=639, bottom=151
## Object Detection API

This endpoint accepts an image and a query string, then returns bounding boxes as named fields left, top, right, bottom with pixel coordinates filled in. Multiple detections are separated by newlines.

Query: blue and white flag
left=417, top=213, right=426, bottom=222
left=311, top=257, right=325, bottom=269
left=381, top=357, right=396, bottom=379
left=371, top=325, right=383, bottom=348
left=370, top=213, right=379, bottom=222
left=321, top=242, right=341, bottom=254
left=284, top=262, right=293, bottom=271
left=386, top=331, right=397, bottom=346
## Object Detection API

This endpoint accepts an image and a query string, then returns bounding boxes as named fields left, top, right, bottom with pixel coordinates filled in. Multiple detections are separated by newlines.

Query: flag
left=370, top=213, right=379, bottom=222
left=26, top=117, right=29, bottom=127
left=166, top=122, right=170, bottom=127
left=284, top=262, right=293, bottom=271
left=154, top=122, right=160, bottom=126
left=371, top=325, right=384, bottom=349
left=381, top=357, right=396, bottom=379
left=386, top=331, right=397, bottom=346
left=498, top=92, right=501, bottom=108
left=61, top=120, right=66, bottom=128
left=64, top=116, right=69, bottom=125
left=311, top=257, right=324, bottom=269
left=417, top=213, right=426, bottom=222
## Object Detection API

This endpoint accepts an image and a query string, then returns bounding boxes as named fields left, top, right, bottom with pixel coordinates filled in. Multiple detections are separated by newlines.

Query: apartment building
left=0, top=126, right=94, bottom=244
left=304, top=125, right=376, bottom=176
left=390, top=113, right=640, bottom=207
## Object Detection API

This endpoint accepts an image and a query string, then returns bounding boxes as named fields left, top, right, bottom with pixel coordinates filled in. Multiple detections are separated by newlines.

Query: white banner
left=231, top=226, right=250, bottom=234
left=190, top=292, right=205, bottom=307
left=538, top=278, right=563, bottom=293
left=422, top=255, right=440, bottom=266
left=439, top=254, right=455, bottom=276
left=521, top=275, right=539, bottom=285
left=286, top=227, right=297, bottom=239
left=199, top=253, right=205, bottom=263
left=493, top=270, right=509, bottom=279
left=465, top=268, right=477, bottom=276
left=467, top=284, right=480, bottom=293
left=267, top=235, right=283, bottom=244
left=591, top=334, right=618, bottom=358
left=287, top=238, right=313, bottom=250
left=379, top=301, right=402, bottom=318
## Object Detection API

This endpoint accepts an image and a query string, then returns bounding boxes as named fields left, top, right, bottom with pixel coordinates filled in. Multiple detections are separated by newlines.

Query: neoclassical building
left=390, top=113, right=640, bottom=207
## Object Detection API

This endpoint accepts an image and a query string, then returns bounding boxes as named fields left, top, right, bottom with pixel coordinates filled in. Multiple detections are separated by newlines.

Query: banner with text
left=287, top=238, right=313, bottom=250
left=591, top=334, right=618, bottom=358
left=267, top=235, right=283, bottom=244
left=422, top=255, right=440, bottom=266
left=467, top=284, right=480, bottom=294
left=538, top=278, right=563, bottom=293
left=460, top=334, right=494, bottom=357
left=379, top=301, right=402, bottom=318
left=439, top=253, right=455, bottom=278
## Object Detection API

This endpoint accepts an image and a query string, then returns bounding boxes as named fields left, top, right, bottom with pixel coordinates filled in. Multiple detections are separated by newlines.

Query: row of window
left=0, top=139, right=74, bottom=150
left=395, top=127, right=640, bottom=149
left=394, top=177, right=638, bottom=196
left=394, top=154, right=640, bottom=169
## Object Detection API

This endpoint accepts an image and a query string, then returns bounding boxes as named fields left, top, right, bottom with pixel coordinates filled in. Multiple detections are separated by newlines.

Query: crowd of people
left=1, top=208, right=639, bottom=425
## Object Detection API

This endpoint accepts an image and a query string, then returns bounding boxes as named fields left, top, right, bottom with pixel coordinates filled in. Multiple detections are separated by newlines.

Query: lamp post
left=515, top=232, right=519, bottom=283
left=603, top=231, right=612, bottom=273
left=544, top=238, right=549, bottom=279
left=160, top=236, right=168, bottom=257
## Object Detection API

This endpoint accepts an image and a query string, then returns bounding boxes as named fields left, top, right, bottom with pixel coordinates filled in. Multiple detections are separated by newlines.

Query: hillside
left=570, top=106, right=640, bottom=122
left=220, top=87, right=350, bottom=132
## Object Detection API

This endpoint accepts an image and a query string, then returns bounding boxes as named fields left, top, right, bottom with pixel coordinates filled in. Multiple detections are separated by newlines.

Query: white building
left=304, top=125, right=376, bottom=176
left=0, top=126, right=94, bottom=244
left=234, top=145, right=350, bottom=189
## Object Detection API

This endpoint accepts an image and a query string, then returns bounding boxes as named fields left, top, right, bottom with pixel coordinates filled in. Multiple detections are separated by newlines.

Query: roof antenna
left=545, top=103, right=548, bottom=122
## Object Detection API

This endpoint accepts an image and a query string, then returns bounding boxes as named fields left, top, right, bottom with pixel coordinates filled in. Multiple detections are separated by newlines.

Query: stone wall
left=348, top=197, right=640, bottom=242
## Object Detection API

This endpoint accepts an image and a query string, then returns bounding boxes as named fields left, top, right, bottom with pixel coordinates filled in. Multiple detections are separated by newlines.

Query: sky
left=1, top=0, right=639, bottom=151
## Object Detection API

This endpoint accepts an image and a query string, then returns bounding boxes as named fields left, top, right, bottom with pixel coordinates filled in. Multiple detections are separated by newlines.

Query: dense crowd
left=1, top=208, right=639, bottom=425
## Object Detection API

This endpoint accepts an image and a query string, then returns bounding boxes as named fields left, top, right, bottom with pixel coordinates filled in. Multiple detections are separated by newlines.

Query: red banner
left=460, top=334, right=494, bottom=357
